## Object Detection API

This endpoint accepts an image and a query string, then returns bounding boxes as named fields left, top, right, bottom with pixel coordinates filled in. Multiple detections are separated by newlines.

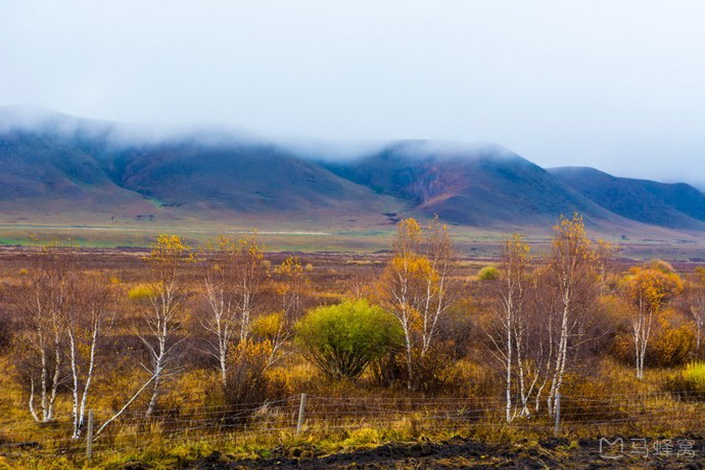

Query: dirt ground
left=180, top=435, right=705, bottom=470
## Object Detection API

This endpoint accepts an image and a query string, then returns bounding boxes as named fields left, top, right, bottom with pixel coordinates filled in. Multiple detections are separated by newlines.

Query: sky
left=2, top=1, right=705, bottom=185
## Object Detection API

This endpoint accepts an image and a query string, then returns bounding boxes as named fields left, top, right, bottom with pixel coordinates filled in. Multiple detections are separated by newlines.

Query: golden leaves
left=622, top=260, right=684, bottom=314
left=145, top=234, right=194, bottom=264
left=232, top=337, right=273, bottom=362
left=250, top=312, right=285, bottom=338
left=274, top=255, right=304, bottom=278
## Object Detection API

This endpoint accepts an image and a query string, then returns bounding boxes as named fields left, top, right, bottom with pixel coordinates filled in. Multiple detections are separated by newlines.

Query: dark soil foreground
left=181, top=435, right=705, bottom=470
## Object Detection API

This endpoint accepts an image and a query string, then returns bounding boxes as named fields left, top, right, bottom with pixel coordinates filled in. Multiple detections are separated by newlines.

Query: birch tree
left=378, top=217, right=456, bottom=390
left=63, top=275, right=113, bottom=438
left=269, top=255, right=308, bottom=363
left=221, top=255, right=305, bottom=402
left=420, top=217, right=455, bottom=356
left=545, top=214, right=599, bottom=416
left=486, top=234, right=556, bottom=421
left=14, top=245, right=76, bottom=423
left=525, top=270, right=559, bottom=416
left=274, top=255, right=307, bottom=321
left=201, top=234, right=266, bottom=387
left=379, top=218, right=425, bottom=389
left=690, top=267, right=705, bottom=353
left=487, top=235, right=530, bottom=422
left=139, top=234, right=192, bottom=418
left=622, top=260, right=682, bottom=379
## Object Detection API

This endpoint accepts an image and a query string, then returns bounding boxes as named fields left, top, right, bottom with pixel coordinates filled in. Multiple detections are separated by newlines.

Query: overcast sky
left=2, top=1, right=704, bottom=185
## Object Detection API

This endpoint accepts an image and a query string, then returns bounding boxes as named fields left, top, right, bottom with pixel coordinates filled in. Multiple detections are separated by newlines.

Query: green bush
left=666, top=362, right=705, bottom=400
left=477, top=266, right=499, bottom=281
left=295, top=299, right=403, bottom=380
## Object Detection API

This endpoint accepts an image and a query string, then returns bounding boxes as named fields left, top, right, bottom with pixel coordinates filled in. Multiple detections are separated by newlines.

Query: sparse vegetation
left=1, top=216, right=705, bottom=468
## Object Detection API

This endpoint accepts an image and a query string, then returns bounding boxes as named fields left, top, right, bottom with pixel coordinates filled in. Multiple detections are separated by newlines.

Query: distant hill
left=549, top=167, right=705, bottom=231
left=0, top=128, right=162, bottom=222
left=0, top=108, right=402, bottom=226
left=102, top=140, right=400, bottom=216
left=0, top=108, right=704, bottom=236
left=324, top=141, right=624, bottom=229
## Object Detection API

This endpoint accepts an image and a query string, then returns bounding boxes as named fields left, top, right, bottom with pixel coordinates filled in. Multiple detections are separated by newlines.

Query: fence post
left=296, top=393, right=307, bottom=437
left=554, top=392, right=561, bottom=437
left=86, top=409, right=94, bottom=462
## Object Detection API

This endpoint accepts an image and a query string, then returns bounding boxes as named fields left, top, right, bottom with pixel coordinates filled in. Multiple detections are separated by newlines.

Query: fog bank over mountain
left=1, top=108, right=704, bottom=240
left=3, top=2, right=705, bottom=187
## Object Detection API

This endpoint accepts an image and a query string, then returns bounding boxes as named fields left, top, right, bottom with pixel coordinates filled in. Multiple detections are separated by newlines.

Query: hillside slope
left=0, top=108, right=703, bottom=236
left=550, top=167, right=705, bottom=231
left=0, top=109, right=402, bottom=226
left=0, top=129, right=165, bottom=222
left=325, top=141, right=626, bottom=229
left=103, top=141, right=397, bottom=217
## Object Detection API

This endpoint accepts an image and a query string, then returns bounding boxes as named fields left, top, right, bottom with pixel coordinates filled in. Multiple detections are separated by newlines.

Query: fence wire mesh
left=2, top=392, right=705, bottom=461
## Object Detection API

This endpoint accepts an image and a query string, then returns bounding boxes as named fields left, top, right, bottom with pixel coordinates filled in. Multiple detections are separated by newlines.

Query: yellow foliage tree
left=545, top=214, right=600, bottom=416
left=621, top=259, right=683, bottom=379
left=274, top=255, right=308, bottom=319
left=377, top=216, right=455, bottom=390
left=200, top=233, right=267, bottom=387
left=141, top=234, right=193, bottom=417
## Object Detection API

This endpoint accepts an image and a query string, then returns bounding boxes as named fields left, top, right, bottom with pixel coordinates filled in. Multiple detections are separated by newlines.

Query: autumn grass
left=677, top=362, right=705, bottom=390
left=2, top=414, right=548, bottom=470
left=0, top=352, right=678, bottom=467
left=5, top=355, right=705, bottom=469
left=3, top=404, right=703, bottom=469
left=2, top=246, right=705, bottom=470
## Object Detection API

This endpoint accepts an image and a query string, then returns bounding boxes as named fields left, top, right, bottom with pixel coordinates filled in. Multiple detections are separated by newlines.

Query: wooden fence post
left=296, top=393, right=307, bottom=437
left=86, top=409, right=94, bottom=462
left=554, top=392, right=561, bottom=437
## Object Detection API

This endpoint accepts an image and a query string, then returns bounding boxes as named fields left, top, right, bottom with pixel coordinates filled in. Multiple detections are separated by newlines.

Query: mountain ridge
left=549, top=166, right=705, bottom=231
left=0, top=108, right=703, bottom=237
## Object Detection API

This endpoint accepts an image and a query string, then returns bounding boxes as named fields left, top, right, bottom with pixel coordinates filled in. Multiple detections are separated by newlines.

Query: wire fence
left=2, top=391, right=705, bottom=463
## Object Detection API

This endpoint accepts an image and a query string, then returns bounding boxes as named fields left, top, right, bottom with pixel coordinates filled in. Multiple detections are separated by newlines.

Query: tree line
left=2, top=213, right=704, bottom=439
